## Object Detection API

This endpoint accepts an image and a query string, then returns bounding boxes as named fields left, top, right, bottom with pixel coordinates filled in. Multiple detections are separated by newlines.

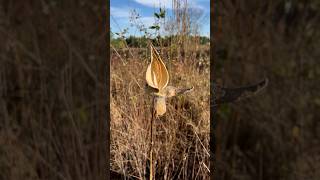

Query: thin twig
left=110, top=15, right=135, bottom=58
left=110, top=44, right=127, bottom=65
left=149, top=97, right=156, bottom=180
left=59, top=30, right=99, bottom=85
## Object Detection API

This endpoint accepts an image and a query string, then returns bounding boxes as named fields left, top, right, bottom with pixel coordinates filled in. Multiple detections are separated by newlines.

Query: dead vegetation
left=0, top=1, right=106, bottom=179
left=110, top=0, right=210, bottom=179
left=110, top=45, right=210, bottom=179
left=214, top=0, right=320, bottom=179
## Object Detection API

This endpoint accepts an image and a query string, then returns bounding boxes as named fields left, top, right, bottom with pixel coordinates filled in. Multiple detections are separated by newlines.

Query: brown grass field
left=110, top=45, right=210, bottom=179
left=0, top=1, right=106, bottom=179
left=214, top=1, right=320, bottom=179
left=1, top=0, right=320, bottom=180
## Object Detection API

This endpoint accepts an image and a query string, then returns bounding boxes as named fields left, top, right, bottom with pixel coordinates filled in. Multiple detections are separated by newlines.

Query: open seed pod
left=213, top=78, right=269, bottom=105
left=145, top=44, right=169, bottom=91
left=145, top=44, right=194, bottom=116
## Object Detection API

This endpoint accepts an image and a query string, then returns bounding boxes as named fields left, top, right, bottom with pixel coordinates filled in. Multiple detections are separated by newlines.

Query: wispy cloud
left=134, top=0, right=207, bottom=11
left=134, top=0, right=172, bottom=8
left=139, top=17, right=156, bottom=27
left=111, top=6, right=131, bottom=18
left=111, top=0, right=210, bottom=37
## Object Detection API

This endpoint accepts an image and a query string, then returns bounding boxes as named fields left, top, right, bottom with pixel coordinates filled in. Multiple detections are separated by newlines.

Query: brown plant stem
left=149, top=97, right=156, bottom=180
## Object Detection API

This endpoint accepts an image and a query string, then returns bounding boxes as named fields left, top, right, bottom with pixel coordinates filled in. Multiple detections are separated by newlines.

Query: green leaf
left=154, top=13, right=160, bottom=18
left=159, top=8, right=165, bottom=18
left=149, top=25, right=160, bottom=30
left=159, top=12, right=165, bottom=18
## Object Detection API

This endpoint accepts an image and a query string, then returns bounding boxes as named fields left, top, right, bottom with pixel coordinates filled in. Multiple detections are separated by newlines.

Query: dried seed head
left=145, top=44, right=194, bottom=116
left=145, top=45, right=169, bottom=91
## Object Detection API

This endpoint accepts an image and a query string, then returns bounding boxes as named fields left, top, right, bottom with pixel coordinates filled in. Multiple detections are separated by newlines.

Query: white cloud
left=134, top=0, right=172, bottom=8
left=134, top=0, right=207, bottom=10
left=111, top=6, right=131, bottom=18
left=139, top=17, right=156, bottom=27
left=111, top=0, right=210, bottom=36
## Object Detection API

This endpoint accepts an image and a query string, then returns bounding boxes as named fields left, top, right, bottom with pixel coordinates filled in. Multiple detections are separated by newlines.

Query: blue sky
left=110, top=0, right=210, bottom=37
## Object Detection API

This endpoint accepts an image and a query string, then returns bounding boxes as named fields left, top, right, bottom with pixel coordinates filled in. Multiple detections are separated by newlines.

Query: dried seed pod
left=213, top=78, right=269, bottom=105
left=145, top=44, right=193, bottom=117
left=145, top=44, right=169, bottom=91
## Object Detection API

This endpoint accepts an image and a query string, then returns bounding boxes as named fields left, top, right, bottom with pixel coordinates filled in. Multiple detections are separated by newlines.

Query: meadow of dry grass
left=110, top=45, right=210, bottom=179
left=214, top=1, right=320, bottom=179
left=1, top=0, right=320, bottom=180
left=0, top=1, right=107, bottom=179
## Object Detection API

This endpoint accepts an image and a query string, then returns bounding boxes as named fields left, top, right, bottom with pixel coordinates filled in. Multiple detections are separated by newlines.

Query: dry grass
left=111, top=0, right=210, bottom=178
left=0, top=1, right=106, bottom=179
left=110, top=46, right=210, bottom=179
left=214, top=1, right=320, bottom=179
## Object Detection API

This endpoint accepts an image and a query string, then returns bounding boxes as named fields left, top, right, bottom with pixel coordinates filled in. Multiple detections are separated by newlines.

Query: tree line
left=111, top=34, right=210, bottom=48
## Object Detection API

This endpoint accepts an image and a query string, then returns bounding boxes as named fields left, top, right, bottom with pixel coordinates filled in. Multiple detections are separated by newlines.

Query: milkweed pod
left=146, top=45, right=169, bottom=91
left=154, top=96, right=166, bottom=117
